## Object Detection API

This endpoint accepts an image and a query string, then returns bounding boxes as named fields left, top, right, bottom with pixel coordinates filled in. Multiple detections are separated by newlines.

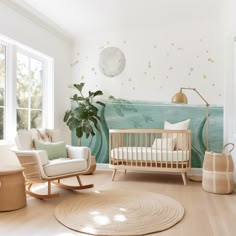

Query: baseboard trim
left=96, top=163, right=111, bottom=171
left=96, top=163, right=202, bottom=176
left=96, top=164, right=236, bottom=189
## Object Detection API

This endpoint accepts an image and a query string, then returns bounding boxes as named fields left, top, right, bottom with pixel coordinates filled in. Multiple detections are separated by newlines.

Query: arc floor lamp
left=172, top=88, right=209, bottom=182
left=171, top=87, right=209, bottom=151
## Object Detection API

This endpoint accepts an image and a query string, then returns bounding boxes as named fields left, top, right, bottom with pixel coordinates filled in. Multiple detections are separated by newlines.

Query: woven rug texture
left=54, top=189, right=184, bottom=236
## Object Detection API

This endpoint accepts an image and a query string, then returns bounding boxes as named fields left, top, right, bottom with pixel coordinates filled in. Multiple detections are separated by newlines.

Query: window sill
left=0, top=140, right=14, bottom=149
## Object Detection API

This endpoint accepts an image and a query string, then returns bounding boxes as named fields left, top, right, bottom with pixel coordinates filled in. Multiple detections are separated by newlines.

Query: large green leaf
left=73, top=107, right=81, bottom=118
left=83, top=122, right=95, bottom=138
left=67, top=117, right=80, bottom=131
left=88, top=91, right=94, bottom=97
left=73, top=83, right=84, bottom=92
left=73, top=105, right=88, bottom=119
left=80, top=109, right=89, bottom=119
left=89, top=104, right=98, bottom=114
left=73, top=104, right=88, bottom=119
left=63, top=110, right=72, bottom=122
left=94, top=90, right=103, bottom=97
left=70, top=94, right=85, bottom=101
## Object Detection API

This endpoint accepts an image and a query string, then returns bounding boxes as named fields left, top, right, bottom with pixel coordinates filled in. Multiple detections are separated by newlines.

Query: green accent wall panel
left=73, top=100, right=223, bottom=168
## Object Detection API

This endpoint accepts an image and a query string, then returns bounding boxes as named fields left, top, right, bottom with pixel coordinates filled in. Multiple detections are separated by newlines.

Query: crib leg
left=112, top=169, right=117, bottom=181
left=181, top=172, right=187, bottom=186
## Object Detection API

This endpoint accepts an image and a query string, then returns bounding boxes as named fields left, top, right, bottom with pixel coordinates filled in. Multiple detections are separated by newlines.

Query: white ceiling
left=8, top=0, right=224, bottom=42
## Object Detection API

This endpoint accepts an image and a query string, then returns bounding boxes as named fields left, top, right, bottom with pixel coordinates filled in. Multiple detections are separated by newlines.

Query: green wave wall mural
left=72, top=100, right=223, bottom=168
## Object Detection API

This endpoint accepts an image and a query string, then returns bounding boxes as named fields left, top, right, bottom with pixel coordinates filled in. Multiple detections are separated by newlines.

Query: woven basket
left=202, top=143, right=235, bottom=194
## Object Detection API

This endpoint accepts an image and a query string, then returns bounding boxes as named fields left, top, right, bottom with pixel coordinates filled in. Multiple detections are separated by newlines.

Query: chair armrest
left=11, top=147, right=49, bottom=166
left=66, top=145, right=91, bottom=160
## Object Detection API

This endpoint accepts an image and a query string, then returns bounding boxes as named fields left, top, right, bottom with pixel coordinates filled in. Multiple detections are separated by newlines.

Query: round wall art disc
left=99, top=47, right=126, bottom=77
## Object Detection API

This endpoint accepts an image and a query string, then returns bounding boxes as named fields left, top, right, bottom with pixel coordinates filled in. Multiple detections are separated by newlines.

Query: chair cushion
left=34, top=140, right=67, bottom=160
left=43, top=158, right=87, bottom=177
left=46, top=129, right=62, bottom=142
left=15, top=129, right=64, bottom=150
left=15, top=130, right=33, bottom=150
left=35, top=129, right=51, bottom=142
left=37, top=128, right=62, bottom=142
left=67, top=146, right=90, bottom=160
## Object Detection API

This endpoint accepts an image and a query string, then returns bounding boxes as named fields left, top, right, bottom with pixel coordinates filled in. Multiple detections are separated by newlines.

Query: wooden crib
left=109, top=129, right=191, bottom=185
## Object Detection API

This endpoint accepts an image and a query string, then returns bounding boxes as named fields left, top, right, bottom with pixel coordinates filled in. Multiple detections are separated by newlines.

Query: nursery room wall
left=71, top=0, right=224, bottom=106
left=71, top=0, right=225, bottom=166
left=223, top=0, right=236, bottom=179
left=0, top=1, right=72, bottom=143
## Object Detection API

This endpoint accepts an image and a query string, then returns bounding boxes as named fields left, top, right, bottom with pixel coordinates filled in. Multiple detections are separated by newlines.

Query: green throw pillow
left=34, top=140, right=67, bottom=160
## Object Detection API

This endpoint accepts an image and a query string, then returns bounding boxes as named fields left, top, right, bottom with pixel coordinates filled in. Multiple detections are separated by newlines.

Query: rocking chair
left=11, top=129, right=94, bottom=199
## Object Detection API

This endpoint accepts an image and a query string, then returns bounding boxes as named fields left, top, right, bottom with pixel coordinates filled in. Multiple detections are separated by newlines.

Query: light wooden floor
left=0, top=170, right=236, bottom=236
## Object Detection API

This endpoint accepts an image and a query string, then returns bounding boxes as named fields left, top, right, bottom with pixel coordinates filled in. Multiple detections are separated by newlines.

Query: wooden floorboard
left=0, top=170, right=235, bottom=236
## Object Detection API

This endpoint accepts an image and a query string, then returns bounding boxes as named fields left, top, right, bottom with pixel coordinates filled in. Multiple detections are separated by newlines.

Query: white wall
left=223, top=0, right=236, bottom=180
left=72, top=2, right=224, bottom=106
left=0, top=1, right=72, bottom=143
left=0, top=0, right=228, bottom=150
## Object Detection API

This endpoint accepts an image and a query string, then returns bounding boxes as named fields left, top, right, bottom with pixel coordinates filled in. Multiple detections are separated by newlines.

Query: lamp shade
left=171, top=92, right=188, bottom=104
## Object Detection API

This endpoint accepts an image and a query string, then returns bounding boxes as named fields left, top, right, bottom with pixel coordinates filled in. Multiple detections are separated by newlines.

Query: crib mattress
left=111, top=147, right=190, bottom=162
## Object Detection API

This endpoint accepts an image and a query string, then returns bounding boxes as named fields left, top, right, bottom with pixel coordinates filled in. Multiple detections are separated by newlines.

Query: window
left=0, top=35, right=54, bottom=141
left=17, top=52, right=43, bottom=130
left=0, top=44, right=6, bottom=139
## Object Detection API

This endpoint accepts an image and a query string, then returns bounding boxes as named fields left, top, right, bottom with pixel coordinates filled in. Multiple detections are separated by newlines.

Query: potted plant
left=64, top=83, right=105, bottom=174
left=64, top=83, right=105, bottom=140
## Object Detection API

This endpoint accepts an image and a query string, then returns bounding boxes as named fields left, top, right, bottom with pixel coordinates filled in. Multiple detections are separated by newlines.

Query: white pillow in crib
left=163, top=119, right=191, bottom=150
left=152, top=138, right=176, bottom=151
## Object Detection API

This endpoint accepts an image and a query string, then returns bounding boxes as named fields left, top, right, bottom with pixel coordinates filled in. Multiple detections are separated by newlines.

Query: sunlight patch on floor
left=113, top=214, right=127, bottom=222
left=81, top=226, right=96, bottom=234
left=93, top=215, right=111, bottom=225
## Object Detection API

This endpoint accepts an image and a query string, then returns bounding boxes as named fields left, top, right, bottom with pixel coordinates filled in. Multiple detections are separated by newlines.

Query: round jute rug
left=54, top=189, right=184, bottom=236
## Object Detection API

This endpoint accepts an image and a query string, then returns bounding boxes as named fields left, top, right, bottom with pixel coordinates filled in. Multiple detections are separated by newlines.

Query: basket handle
left=222, top=143, right=235, bottom=153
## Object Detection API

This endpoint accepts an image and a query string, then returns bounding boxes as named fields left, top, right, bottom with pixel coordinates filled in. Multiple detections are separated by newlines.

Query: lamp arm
left=180, top=87, right=209, bottom=151
left=180, top=87, right=209, bottom=106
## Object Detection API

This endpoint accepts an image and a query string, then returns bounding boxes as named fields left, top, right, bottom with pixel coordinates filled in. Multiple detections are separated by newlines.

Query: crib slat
left=164, top=133, right=167, bottom=168
left=151, top=132, right=153, bottom=167
left=141, top=133, right=143, bottom=167
left=176, top=132, right=179, bottom=167
left=155, top=133, right=158, bottom=168
left=145, top=132, right=147, bottom=167
left=126, top=133, right=128, bottom=165
left=129, top=133, right=132, bottom=166
left=181, top=132, right=184, bottom=169
left=135, top=133, right=138, bottom=167
left=171, top=132, right=173, bottom=169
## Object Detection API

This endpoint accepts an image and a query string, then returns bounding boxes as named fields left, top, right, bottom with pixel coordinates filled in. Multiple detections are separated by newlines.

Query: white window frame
left=0, top=39, right=8, bottom=140
left=234, top=37, right=236, bottom=137
left=0, top=34, right=54, bottom=141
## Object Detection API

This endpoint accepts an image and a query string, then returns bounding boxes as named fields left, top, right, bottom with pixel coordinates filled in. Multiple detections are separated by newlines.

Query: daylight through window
left=0, top=43, right=6, bottom=139
left=0, top=35, right=53, bottom=141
